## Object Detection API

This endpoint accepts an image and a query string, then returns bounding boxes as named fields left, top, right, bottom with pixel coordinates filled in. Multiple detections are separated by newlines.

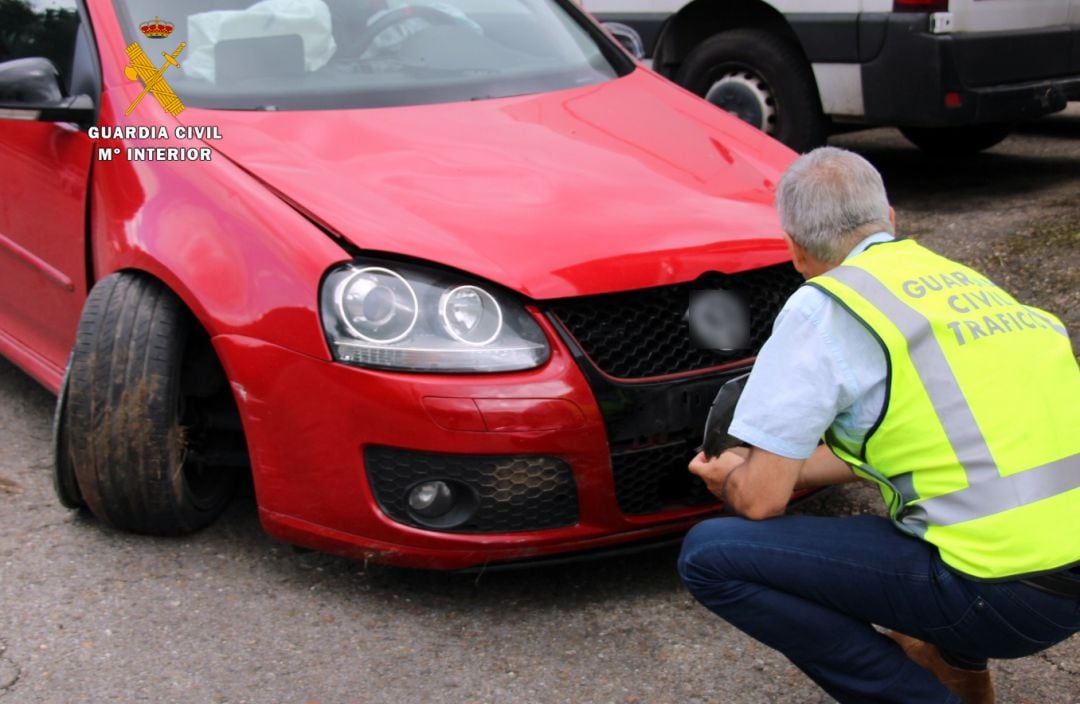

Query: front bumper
left=862, top=16, right=1080, bottom=127
left=212, top=316, right=740, bottom=570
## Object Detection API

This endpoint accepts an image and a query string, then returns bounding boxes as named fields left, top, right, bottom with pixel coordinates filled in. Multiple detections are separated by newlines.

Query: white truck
left=586, top=0, right=1080, bottom=153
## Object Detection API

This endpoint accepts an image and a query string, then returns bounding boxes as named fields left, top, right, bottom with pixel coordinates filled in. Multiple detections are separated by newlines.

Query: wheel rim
left=704, top=69, right=777, bottom=134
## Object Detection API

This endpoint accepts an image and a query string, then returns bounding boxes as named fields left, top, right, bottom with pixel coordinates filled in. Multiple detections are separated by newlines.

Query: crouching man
left=678, top=146, right=1079, bottom=704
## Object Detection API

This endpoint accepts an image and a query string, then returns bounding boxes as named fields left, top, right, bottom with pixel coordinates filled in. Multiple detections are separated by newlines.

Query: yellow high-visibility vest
left=810, top=239, right=1080, bottom=580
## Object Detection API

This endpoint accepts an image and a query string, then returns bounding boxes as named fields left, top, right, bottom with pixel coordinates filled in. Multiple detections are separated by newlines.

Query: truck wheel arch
left=652, top=0, right=808, bottom=78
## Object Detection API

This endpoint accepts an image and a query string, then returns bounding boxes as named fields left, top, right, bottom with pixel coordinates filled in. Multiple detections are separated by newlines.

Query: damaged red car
left=0, top=0, right=801, bottom=569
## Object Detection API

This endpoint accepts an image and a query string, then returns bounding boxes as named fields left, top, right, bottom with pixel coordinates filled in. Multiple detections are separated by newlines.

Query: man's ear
left=888, top=206, right=896, bottom=227
left=784, top=234, right=811, bottom=277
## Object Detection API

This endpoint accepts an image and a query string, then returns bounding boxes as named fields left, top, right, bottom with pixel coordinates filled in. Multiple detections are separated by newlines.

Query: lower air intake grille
left=612, top=441, right=720, bottom=515
left=365, top=447, right=578, bottom=533
left=547, top=263, right=802, bottom=379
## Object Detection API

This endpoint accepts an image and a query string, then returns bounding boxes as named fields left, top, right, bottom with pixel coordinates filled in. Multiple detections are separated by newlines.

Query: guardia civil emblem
left=124, top=17, right=185, bottom=116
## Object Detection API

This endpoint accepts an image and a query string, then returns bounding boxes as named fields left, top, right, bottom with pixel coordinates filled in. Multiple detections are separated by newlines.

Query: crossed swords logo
left=124, top=41, right=186, bottom=116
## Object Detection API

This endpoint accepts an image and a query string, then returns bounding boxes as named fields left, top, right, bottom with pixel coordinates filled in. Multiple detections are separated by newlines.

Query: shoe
left=885, top=631, right=995, bottom=704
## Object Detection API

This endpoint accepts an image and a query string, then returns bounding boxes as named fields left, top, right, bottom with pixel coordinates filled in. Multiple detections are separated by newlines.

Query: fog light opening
left=404, top=479, right=479, bottom=529
left=408, top=480, right=454, bottom=517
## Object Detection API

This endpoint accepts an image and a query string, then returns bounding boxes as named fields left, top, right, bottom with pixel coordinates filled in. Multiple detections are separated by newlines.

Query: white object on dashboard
left=184, top=0, right=337, bottom=84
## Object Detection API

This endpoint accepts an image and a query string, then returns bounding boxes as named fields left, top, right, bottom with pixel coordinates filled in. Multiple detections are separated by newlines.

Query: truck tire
left=63, top=272, right=236, bottom=535
left=675, top=28, right=827, bottom=153
left=900, top=124, right=1012, bottom=155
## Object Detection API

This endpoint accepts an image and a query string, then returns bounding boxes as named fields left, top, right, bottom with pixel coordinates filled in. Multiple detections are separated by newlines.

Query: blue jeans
left=678, top=515, right=1080, bottom=704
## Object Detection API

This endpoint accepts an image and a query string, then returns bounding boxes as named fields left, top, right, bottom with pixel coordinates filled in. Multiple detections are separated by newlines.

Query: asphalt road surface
left=2, top=108, right=1079, bottom=704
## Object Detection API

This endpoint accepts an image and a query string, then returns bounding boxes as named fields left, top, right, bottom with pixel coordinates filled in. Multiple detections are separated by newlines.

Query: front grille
left=547, top=263, right=802, bottom=379
left=364, top=447, right=578, bottom=533
left=612, top=440, right=719, bottom=515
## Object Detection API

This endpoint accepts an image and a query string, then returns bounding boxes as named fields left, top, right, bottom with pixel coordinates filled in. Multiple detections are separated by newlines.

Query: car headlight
left=320, top=261, right=550, bottom=373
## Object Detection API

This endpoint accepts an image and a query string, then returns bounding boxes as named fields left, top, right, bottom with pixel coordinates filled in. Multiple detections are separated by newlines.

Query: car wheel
left=63, top=272, right=238, bottom=535
left=675, top=28, right=827, bottom=153
left=900, top=124, right=1012, bottom=155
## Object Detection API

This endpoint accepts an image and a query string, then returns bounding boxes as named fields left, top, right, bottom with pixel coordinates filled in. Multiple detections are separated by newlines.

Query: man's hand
left=688, top=444, right=859, bottom=520
left=688, top=447, right=749, bottom=499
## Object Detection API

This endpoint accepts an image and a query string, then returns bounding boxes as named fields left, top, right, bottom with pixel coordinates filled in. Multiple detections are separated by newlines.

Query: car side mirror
left=602, top=22, right=645, bottom=61
left=0, top=57, right=94, bottom=126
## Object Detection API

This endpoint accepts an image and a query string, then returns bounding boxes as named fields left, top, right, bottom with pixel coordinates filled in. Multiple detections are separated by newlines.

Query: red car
left=0, top=0, right=800, bottom=569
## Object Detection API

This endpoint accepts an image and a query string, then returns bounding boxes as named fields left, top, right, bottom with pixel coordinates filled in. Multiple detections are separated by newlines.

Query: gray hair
left=775, top=147, right=893, bottom=262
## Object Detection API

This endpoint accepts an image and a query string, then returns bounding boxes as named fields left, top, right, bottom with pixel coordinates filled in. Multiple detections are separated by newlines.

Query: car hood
left=186, top=69, right=794, bottom=299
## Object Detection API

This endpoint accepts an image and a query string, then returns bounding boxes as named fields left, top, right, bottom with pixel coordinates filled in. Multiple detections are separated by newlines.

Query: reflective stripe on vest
left=824, top=265, right=1080, bottom=531
left=811, top=239, right=1080, bottom=579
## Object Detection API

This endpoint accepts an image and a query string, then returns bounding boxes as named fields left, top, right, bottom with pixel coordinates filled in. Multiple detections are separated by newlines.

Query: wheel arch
left=93, top=265, right=221, bottom=353
left=76, top=265, right=249, bottom=429
left=88, top=257, right=265, bottom=362
left=653, top=0, right=808, bottom=79
left=85, top=150, right=347, bottom=363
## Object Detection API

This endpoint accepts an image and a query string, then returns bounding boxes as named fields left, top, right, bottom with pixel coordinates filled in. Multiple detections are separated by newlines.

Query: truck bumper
left=862, top=15, right=1080, bottom=127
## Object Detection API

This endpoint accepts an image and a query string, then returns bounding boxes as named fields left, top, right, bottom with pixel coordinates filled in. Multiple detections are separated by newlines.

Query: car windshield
left=110, top=0, right=629, bottom=110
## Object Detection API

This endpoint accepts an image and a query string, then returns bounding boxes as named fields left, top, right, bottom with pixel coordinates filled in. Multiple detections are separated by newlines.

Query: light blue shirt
left=728, top=233, right=894, bottom=460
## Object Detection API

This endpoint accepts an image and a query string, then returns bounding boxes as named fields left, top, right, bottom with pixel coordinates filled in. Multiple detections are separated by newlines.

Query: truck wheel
left=675, top=28, right=826, bottom=152
left=900, top=124, right=1012, bottom=155
left=63, top=272, right=237, bottom=535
